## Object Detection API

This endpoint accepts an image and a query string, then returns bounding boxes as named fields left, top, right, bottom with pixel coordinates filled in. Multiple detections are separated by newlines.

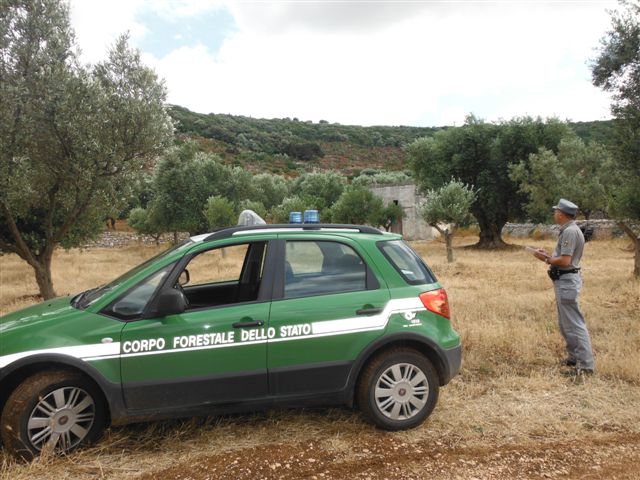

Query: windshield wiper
left=71, top=287, right=98, bottom=309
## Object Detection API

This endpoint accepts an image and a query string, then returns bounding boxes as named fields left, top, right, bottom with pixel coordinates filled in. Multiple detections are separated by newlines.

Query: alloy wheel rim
left=374, top=363, right=428, bottom=420
left=27, top=386, right=95, bottom=452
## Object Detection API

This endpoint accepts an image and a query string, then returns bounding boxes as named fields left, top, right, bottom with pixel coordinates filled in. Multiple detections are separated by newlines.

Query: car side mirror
left=155, top=288, right=186, bottom=317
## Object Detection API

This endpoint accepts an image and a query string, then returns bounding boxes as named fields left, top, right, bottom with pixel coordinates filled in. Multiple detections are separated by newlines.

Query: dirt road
left=140, top=432, right=640, bottom=480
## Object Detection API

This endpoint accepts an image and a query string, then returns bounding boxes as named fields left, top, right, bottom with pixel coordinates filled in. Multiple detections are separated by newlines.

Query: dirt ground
left=139, top=431, right=640, bottom=480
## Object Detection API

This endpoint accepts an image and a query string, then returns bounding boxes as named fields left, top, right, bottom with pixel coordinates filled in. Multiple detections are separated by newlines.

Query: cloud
left=228, top=2, right=432, bottom=33
left=70, top=0, right=147, bottom=62
left=71, top=1, right=616, bottom=126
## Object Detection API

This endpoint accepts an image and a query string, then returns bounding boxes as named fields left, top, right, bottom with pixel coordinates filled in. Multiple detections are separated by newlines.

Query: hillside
left=168, top=106, right=614, bottom=176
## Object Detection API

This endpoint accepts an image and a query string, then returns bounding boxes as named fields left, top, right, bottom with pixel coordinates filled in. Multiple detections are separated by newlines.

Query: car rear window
left=378, top=240, right=436, bottom=285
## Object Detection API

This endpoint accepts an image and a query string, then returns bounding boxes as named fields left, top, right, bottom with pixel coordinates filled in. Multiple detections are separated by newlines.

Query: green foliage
left=149, top=143, right=229, bottom=235
left=218, top=166, right=255, bottom=205
left=420, top=180, right=477, bottom=227
left=280, top=142, right=324, bottom=161
left=591, top=0, right=640, bottom=276
left=204, top=196, right=237, bottom=230
left=238, top=200, right=268, bottom=221
left=592, top=0, right=640, bottom=223
left=290, top=171, right=346, bottom=210
left=420, top=180, right=477, bottom=262
left=128, top=207, right=163, bottom=240
left=330, top=186, right=384, bottom=225
left=251, top=173, right=289, bottom=210
left=509, top=137, right=610, bottom=221
left=372, top=202, right=406, bottom=231
left=352, top=170, right=413, bottom=187
left=168, top=105, right=439, bottom=153
left=168, top=104, right=613, bottom=176
left=408, top=115, right=572, bottom=247
left=0, top=0, right=173, bottom=298
left=571, top=120, right=616, bottom=145
left=270, top=196, right=323, bottom=223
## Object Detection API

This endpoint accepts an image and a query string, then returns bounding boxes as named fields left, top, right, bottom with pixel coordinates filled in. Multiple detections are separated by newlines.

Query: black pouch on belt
left=547, top=267, right=561, bottom=281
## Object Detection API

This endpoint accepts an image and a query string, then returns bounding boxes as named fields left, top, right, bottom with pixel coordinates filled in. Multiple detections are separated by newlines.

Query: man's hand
left=533, top=248, right=549, bottom=262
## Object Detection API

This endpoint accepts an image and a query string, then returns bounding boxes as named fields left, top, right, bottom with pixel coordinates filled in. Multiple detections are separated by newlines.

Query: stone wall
left=80, top=231, right=190, bottom=249
left=9, top=219, right=632, bottom=252
left=502, top=220, right=632, bottom=239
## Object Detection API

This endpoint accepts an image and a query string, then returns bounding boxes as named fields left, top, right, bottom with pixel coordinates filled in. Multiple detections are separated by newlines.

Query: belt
left=556, top=268, right=580, bottom=275
left=548, top=267, right=580, bottom=281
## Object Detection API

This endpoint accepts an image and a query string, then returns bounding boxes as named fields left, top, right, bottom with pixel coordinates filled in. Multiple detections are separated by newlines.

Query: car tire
left=1, top=370, right=106, bottom=460
left=357, top=348, right=439, bottom=431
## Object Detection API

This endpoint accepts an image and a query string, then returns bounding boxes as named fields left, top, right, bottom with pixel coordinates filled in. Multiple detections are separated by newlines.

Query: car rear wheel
left=357, top=348, right=439, bottom=431
left=1, top=370, right=106, bottom=460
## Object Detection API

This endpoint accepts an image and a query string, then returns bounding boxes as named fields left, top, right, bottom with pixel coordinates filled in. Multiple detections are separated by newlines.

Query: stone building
left=369, top=183, right=437, bottom=240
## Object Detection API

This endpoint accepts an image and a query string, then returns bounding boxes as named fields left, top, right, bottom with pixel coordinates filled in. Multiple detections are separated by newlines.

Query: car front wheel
left=357, top=348, right=439, bottom=431
left=1, top=370, right=106, bottom=460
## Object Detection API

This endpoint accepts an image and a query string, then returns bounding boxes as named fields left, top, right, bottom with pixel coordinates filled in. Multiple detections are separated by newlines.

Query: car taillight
left=419, top=288, right=451, bottom=319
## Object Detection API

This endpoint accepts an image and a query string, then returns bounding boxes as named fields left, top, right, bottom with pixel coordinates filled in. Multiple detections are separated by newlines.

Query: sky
left=69, top=0, right=618, bottom=127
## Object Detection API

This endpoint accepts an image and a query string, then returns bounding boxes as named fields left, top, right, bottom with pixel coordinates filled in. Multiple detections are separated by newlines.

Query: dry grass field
left=1, top=236, right=639, bottom=479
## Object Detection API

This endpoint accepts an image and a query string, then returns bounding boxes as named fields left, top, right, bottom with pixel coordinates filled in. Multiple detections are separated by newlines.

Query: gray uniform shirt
left=552, top=220, right=584, bottom=270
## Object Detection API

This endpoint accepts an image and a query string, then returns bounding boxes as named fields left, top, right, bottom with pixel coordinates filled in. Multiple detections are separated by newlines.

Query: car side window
left=284, top=241, right=366, bottom=299
left=179, top=242, right=267, bottom=310
left=186, top=244, right=250, bottom=286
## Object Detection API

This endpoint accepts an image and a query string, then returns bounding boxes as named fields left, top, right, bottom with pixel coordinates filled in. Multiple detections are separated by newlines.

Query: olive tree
left=408, top=115, right=570, bottom=249
left=204, top=196, right=237, bottom=230
left=0, top=0, right=173, bottom=299
left=330, top=186, right=384, bottom=225
left=128, top=207, right=163, bottom=245
left=290, top=171, right=346, bottom=210
left=509, top=137, right=610, bottom=222
left=420, top=180, right=477, bottom=263
left=148, top=144, right=226, bottom=240
left=592, top=0, right=640, bottom=277
left=372, top=202, right=405, bottom=232
left=251, top=173, right=289, bottom=210
left=270, top=196, right=323, bottom=223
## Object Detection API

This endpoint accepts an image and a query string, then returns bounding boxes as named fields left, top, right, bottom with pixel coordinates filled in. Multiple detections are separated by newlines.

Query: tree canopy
left=509, top=137, right=610, bottom=222
left=331, top=185, right=385, bottom=226
left=0, top=0, right=173, bottom=299
left=408, top=115, right=572, bottom=248
left=420, top=180, right=477, bottom=262
left=591, top=0, right=640, bottom=277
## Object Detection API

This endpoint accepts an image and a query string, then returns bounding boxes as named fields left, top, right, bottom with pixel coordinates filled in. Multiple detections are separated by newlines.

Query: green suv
left=0, top=224, right=461, bottom=459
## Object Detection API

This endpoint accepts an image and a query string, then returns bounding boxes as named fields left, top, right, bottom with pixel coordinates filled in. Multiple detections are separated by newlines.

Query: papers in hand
left=525, top=246, right=550, bottom=258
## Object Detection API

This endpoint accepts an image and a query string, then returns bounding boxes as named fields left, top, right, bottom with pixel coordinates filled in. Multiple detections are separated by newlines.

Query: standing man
left=532, top=199, right=595, bottom=375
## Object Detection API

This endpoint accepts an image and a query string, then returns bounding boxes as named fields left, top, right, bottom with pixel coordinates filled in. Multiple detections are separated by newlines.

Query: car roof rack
left=203, top=224, right=383, bottom=241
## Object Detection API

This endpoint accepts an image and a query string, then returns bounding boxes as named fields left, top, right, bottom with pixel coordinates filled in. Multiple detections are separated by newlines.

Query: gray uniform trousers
left=553, top=273, right=594, bottom=369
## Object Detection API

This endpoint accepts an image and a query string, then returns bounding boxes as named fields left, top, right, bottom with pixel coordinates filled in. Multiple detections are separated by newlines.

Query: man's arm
left=546, top=254, right=572, bottom=267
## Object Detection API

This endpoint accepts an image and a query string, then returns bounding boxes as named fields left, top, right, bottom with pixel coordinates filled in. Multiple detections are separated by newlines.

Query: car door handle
left=233, top=320, right=265, bottom=328
left=356, top=308, right=383, bottom=316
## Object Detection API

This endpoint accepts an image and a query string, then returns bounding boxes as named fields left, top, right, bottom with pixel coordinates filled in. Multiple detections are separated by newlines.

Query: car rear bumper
left=440, top=343, right=462, bottom=385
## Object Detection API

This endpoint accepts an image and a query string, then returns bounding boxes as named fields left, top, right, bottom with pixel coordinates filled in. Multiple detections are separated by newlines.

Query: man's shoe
left=562, top=358, right=577, bottom=367
left=562, top=367, right=595, bottom=379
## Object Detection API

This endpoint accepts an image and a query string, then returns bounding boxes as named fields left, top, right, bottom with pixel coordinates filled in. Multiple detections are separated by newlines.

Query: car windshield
left=73, top=239, right=193, bottom=309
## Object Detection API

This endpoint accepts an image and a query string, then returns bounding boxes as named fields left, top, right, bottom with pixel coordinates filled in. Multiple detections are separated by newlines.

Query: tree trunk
left=635, top=239, right=640, bottom=280
left=473, top=209, right=508, bottom=249
left=33, top=254, right=56, bottom=300
left=475, top=222, right=508, bottom=249
left=618, top=221, right=640, bottom=279
left=445, top=232, right=454, bottom=263
left=173, top=231, right=178, bottom=245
